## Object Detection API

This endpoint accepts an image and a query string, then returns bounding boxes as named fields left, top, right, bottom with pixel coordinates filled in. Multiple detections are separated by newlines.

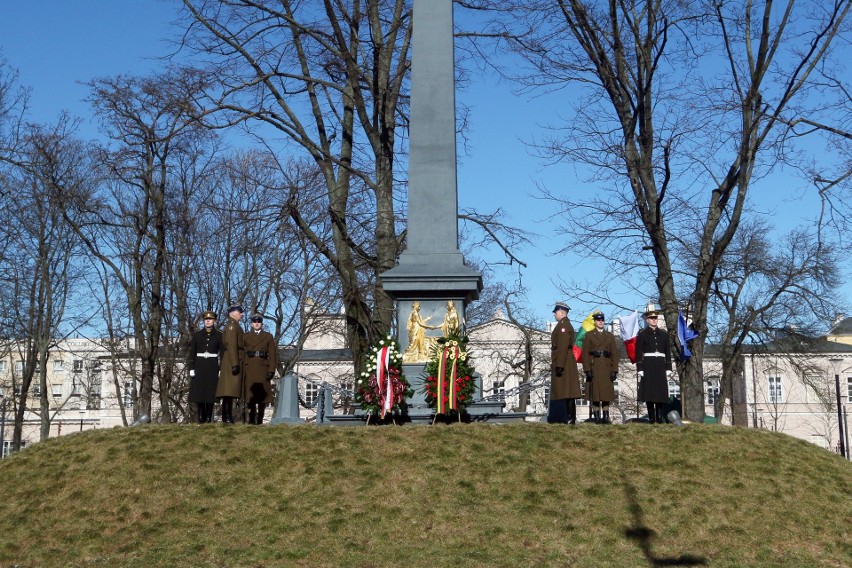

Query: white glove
left=666, top=370, right=673, bottom=378
left=638, top=371, right=644, bottom=377
left=189, top=369, right=195, bottom=377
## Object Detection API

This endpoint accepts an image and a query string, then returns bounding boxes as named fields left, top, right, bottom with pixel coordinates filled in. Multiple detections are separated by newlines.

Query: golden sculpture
left=441, top=300, right=461, bottom=337
left=402, top=300, right=465, bottom=364
left=402, top=301, right=438, bottom=363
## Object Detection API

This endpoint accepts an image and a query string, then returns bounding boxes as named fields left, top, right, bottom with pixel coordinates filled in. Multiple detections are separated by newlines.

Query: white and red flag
left=617, top=311, right=641, bottom=363
left=375, top=346, right=393, bottom=418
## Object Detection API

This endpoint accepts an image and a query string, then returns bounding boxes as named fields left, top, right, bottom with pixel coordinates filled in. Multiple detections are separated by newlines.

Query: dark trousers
left=248, top=403, right=267, bottom=425
left=548, top=398, right=577, bottom=424
left=646, top=402, right=666, bottom=424
left=220, top=397, right=235, bottom=423
left=196, top=402, right=214, bottom=423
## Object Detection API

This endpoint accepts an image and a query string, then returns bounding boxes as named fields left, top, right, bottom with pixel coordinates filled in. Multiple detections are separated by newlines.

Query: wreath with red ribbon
left=355, top=335, right=413, bottom=418
left=421, top=333, right=476, bottom=413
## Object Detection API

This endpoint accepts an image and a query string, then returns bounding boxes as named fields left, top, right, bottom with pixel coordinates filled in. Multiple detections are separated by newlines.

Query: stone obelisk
left=380, top=0, right=483, bottom=412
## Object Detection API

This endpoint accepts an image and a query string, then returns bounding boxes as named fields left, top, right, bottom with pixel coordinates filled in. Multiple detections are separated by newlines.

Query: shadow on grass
left=622, top=482, right=708, bottom=567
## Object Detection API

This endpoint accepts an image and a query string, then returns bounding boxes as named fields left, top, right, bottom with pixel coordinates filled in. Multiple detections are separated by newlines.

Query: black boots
left=221, top=398, right=235, bottom=423
left=591, top=406, right=611, bottom=424
left=567, top=399, right=577, bottom=425
left=646, top=402, right=666, bottom=424
left=197, top=403, right=215, bottom=423
left=246, top=403, right=266, bottom=424
left=646, top=402, right=656, bottom=423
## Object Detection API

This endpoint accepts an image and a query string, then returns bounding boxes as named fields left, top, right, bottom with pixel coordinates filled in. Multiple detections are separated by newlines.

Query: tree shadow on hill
left=622, top=481, right=708, bottom=567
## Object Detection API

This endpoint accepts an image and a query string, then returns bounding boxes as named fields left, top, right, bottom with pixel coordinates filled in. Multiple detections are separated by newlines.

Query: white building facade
left=2, top=313, right=850, bottom=457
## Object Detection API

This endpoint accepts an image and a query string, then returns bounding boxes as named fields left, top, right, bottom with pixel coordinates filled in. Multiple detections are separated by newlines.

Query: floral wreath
left=421, top=333, right=476, bottom=414
left=355, top=335, right=413, bottom=419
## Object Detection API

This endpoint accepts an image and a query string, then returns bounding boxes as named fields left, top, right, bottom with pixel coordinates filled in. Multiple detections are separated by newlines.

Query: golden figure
left=441, top=300, right=461, bottom=337
left=403, top=301, right=438, bottom=363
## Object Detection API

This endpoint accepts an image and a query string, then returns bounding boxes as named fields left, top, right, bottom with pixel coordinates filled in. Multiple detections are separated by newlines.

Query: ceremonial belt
left=590, top=350, right=611, bottom=358
left=246, top=351, right=268, bottom=358
left=644, top=352, right=666, bottom=357
left=196, top=352, right=218, bottom=358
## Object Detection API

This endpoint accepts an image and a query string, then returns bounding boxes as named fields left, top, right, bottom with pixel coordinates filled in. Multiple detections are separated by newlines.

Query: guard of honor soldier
left=187, top=310, right=224, bottom=423
left=216, top=304, right=245, bottom=424
left=549, top=301, right=581, bottom=424
left=581, top=310, right=619, bottom=424
left=635, top=306, right=672, bottom=424
left=243, top=313, right=277, bottom=425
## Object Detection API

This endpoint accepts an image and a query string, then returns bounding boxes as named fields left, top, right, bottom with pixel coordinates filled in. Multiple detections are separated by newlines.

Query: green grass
left=0, top=423, right=849, bottom=567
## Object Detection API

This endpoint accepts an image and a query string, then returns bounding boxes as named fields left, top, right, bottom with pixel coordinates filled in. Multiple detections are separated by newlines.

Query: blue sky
left=2, top=2, right=848, bottom=330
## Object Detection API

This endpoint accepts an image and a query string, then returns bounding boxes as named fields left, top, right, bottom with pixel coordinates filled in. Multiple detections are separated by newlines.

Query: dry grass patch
left=0, top=422, right=849, bottom=567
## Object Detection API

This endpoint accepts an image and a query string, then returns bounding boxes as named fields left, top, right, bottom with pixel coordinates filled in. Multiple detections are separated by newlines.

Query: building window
left=577, top=381, right=588, bottom=406
left=492, top=380, right=506, bottom=401
left=803, top=374, right=821, bottom=403
left=0, top=360, right=7, bottom=373
left=2, top=440, right=27, bottom=458
left=73, top=359, right=83, bottom=373
left=768, top=376, right=783, bottom=404
left=304, top=382, right=319, bottom=407
left=706, top=380, right=719, bottom=406
left=122, top=381, right=134, bottom=409
left=71, top=377, right=82, bottom=396
left=53, top=360, right=64, bottom=373
left=52, top=383, right=63, bottom=398
left=15, top=361, right=23, bottom=374
left=32, top=384, right=42, bottom=397
left=88, top=376, right=102, bottom=410
left=668, top=380, right=681, bottom=399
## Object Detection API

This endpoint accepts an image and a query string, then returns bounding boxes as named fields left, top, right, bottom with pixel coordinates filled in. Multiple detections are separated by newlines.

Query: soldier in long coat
left=187, top=310, right=223, bottom=423
left=216, top=304, right=245, bottom=423
left=549, top=301, right=581, bottom=424
left=243, top=313, right=277, bottom=425
left=635, top=307, right=672, bottom=424
left=581, top=311, right=619, bottom=424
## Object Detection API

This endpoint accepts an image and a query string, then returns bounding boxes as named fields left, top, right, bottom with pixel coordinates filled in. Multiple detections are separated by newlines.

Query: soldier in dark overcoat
left=549, top=301, right=581, bottom=424
left=635, top=307, right=672, bottom=424
left=581, top=311, right=619, bottom=424
left=243, top=313, right=277, bottom=425
left=216, top=304, right=245, bottom=423
left=187, top=310, right=223, bottom=423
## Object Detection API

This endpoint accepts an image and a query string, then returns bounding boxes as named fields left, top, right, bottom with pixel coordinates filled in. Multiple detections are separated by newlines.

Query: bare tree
left=54, top=68, right=217, bottom=420
left=0, top=54, right=27, bottom=172
left=0, top=119, right=86, bottom=447
left=179, top=0, right=413, bottom=374
left=477, top=0, right=851, bottom=421
left=709, top=221, right=842, bottom=418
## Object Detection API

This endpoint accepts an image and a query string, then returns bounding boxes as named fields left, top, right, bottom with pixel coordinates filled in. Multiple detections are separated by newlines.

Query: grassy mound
left=0, top=423, right=849, bottom=567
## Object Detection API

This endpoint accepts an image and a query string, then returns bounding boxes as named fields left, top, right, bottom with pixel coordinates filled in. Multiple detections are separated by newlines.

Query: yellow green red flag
left=572, top=311, right=596, bottom=363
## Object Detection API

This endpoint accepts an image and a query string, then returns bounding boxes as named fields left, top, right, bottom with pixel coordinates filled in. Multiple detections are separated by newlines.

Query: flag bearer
left=581, top=311, right=619, bottom=423
left=243, top=313, right=277, bottom=424
left=187, top=310, right=223, bottom=423
left=635, top=307, right=672, bottom=424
